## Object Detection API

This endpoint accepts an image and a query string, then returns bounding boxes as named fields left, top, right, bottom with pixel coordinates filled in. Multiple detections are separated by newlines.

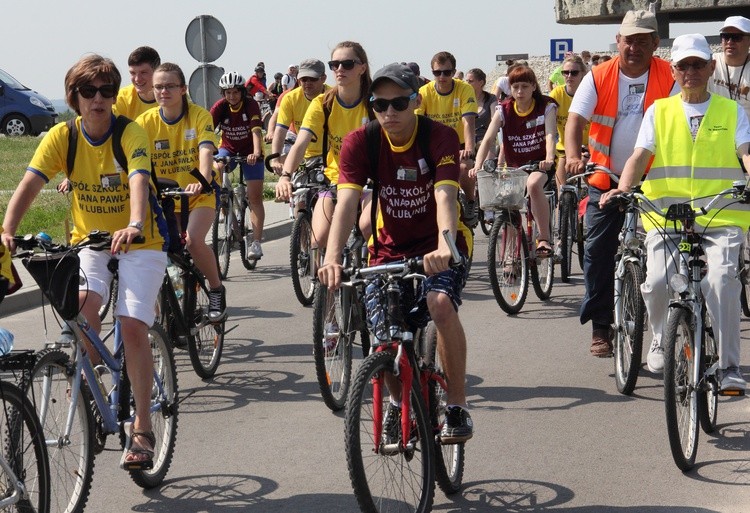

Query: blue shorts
left=216, top=148, right=265, bottom=181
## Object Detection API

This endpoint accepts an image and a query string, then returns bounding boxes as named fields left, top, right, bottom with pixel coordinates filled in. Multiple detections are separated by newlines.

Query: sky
left=3, top=0, right=725, bottom=104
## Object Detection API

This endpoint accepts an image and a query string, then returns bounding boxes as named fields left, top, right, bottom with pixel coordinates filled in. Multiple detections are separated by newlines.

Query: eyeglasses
left=432, top=69, right=455, bottom=77
left=561, top=70, right=581, bottom=77
left=720, top=33, right=747, bottom=42
left=328, top=59, right=361, bottom=71
left=153, top=84, right=182, bottom=92
left=75, top=84, right=117, bottom=99
left=299, top=76, right=320, bottom=83
left=673, top=60, right=709, bottom=72
left=370, top=92, right=417, bottom=113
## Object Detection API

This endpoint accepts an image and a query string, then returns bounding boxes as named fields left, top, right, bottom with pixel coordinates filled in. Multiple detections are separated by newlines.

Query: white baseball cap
left=721, top=16, right=750, bottom=34
left=671, top=34, right=712, bottom=63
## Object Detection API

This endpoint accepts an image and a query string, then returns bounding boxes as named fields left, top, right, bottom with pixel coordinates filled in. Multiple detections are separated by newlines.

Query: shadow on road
left=468, top=383, right=631, bottom=412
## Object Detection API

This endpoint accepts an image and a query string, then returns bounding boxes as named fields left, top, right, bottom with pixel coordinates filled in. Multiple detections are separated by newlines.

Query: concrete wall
left=556, top=0, right=750, bottom=25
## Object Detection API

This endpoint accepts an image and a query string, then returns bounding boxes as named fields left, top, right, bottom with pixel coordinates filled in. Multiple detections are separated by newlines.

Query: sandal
left=120, top=423, right=155, bottom=471
left=536, top=239, right=553, bottom=258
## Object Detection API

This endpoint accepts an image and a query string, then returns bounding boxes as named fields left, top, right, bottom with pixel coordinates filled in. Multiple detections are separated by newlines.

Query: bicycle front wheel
left=698, top=308, right=718, bottom=434
left=613, top=261, right=646, bottom=395
left=487, top=213, right=529, bottom=314
left=558, top=192, right=576, bottom=283
left=290, top=212, right=316, bottom=306
left=312, top=285, right=352, bottom=412
left=345, top=351, right=435, bottom=513
left=1, top=380, right=50, bottom=513
left=663, top=307, right=699, bottom=471
left=119, top=324, right=179, bottom=489
left=28, top=348, right=94, bottom=513
left=237, top=198, right=257, bottom=271
left=185, top=275, right=225, bottom=379
left=213, top=196, right=234, bottom=280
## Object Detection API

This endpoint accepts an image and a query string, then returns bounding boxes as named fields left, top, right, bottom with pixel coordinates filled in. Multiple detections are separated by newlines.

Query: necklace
left=514, top=99, right=535, bottom=117
left=725, top=55, right=749, bottom=100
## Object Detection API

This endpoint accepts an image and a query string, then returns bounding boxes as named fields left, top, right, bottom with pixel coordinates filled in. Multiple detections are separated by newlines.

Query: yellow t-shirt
left=114, top=84, right=158, bottom=120
left=301, top=94, right=370, bottom=184
left=277, top=85, right=329, bottom=159
left=548, top=85, right=590, bottom=155
left=136, top=103, right=219, bottom=211
left=416, top=79, right=478, bottom=144
left=27, top=118, right=165, bottom=250
left=0, top=228, right=13, bottom=289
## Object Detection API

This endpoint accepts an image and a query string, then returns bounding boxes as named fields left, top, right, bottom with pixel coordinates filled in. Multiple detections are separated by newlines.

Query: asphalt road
left=2, top=231, right=750, bottom=513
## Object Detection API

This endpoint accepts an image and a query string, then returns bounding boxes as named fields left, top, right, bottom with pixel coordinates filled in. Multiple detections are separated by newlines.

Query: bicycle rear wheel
left=345, top=351, right=435, bottom=513
left=213, top=195, right=234, bottom=280
left=698, top=308, right=718, bottom=434
left=487, top=213, right=529, bottom=314
left=558, top=192, right=576, bottom=283
left=312, top=285, right=352, bottom=412
left=2, top=380, right=50, bottom=513
left=614, top=261, right=646, bottom=395
left=290, top=212, right=316, bottom=306
left=663, top=307, right=699, bottom=471
left=185, top=274, right=225, bottom=379
left=28, top=348, right=94, bottom=513
left=118, top=324, right=178, bottom=489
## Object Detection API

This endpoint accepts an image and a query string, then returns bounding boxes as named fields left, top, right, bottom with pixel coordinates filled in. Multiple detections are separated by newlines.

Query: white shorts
left=78, top=248, right=167, bottom=327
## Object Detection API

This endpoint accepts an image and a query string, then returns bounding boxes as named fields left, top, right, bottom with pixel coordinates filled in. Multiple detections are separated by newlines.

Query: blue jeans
left=580, top=186, right=625, bottom=326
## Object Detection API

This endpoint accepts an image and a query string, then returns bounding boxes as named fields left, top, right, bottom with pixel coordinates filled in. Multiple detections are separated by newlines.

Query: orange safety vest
left=587, top=56, right=674, bottom=190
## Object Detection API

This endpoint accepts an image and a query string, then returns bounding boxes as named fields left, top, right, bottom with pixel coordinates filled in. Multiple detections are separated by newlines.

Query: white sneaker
left=247, top=240, right=263, bottom=260
left=646, top=337, right=664, bottom=373
left=718, top=367, right=747, bottom=392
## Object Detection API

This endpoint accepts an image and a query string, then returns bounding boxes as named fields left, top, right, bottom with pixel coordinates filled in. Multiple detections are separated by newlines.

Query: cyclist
left=466, top=68, right=497, bottom=160
left=282, top=64, right=299, bottom=92
left=319, top=62, right=474, bottom=442
left=565, top=9, right=677, bottom=361
left=210, top=71, right=266, bottom=260
left=245, top=66, right=269, bottom=99
left=276, top=42, right=373, bottom=255
left=268, top=58, right=329, bottom=174
left=416, top=51, right=478, bottom=226
left=136, top=62, right=226, bottom=322
left=709, top=16, right=750, bottom=119
left=472, top=65, right=558, bottom=257
left=1, top=54, right=168, bottom=469
left=600, top=34, right=750, bottom=392
left=269, top=72, right=284, bottom=111
left=114, top=46, right=160, bottom=119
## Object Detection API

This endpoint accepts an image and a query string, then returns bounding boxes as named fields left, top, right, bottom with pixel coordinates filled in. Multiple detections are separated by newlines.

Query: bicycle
left=740, top=229, right=750, bottom=317
left=311, top=221, right=370, bottom=412
left=212, top=154, right=257, bottom=276
left=266, top=153, right=331, bottom=306
left=557, top=170, right=589, bottom=283
left=157, top=181, right=226, bottom=379
left=478, top=161, right=556, bottom=314
left=618, top=182, right=748, bottom=471
left=16, top=230, right=178, bottom=513
left=344, top=231, right=465, bottom=513
left=0, top=348, right=51, bottom=513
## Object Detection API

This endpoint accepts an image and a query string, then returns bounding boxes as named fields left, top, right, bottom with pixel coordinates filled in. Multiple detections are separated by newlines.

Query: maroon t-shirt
left=500, top=95, right=556, bottom=167
left=338, top=118, right=469, bottom=264
left=210, top=98, right=263, bottom=155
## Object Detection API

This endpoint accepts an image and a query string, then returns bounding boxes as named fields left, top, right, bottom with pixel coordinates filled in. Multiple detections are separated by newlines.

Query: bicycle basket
left=22, top=251, right=80, bottom=320
left=477, top=168, right=527, bottom=210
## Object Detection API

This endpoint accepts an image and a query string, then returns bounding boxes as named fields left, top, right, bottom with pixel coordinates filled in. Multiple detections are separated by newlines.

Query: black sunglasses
left=328, top=59, right=361, bottom=71
left=561, top=70, right=581, bottom=77
left=720, top=33, right=747, bottom=42
left=673, top=60, right=709, bottom=72
left=299, top=76, right=320, bottom=83
left=76, top=84, right=118, bottom=99
left=432, top=69, right=455, bottom=77
left=370, top=93, right=417, bottom=113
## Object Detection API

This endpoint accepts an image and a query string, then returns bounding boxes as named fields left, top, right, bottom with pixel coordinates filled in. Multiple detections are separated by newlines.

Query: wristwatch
left=127, top=221, right=144, bottom=232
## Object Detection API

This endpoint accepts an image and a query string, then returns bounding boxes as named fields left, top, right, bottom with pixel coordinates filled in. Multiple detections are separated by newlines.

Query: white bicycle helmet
left=219, top=71, right=245, bottom=90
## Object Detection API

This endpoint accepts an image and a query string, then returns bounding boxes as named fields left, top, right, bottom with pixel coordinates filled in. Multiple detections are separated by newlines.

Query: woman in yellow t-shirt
left=275, top=41, right=372, bottom=253
left=136, top=62, right=225, bottom=322
left=1, top=54, right=167, bottom=470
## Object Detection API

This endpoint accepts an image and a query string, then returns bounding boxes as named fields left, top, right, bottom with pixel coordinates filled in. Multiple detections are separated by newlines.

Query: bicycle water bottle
left=0, top=328, right=14, bottom=356
left=166, top=263, right=184, bottom=299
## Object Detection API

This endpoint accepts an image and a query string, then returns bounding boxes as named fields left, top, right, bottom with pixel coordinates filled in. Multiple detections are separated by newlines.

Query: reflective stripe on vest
left=587, top=56, right=674, bottom=189
left=641, top=93, right=750, bottom=231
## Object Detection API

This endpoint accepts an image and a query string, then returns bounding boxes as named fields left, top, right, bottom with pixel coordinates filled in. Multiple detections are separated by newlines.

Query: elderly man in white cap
left=601, top=33, right=750, bottom=393
left=709, top=16, right=750, bottom=119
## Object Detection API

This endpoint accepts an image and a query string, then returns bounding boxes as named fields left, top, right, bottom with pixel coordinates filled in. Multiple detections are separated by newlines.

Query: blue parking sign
left=550, top=39, right=573, bottom=61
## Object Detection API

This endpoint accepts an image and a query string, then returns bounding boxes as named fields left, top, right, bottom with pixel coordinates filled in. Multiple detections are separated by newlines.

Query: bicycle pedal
left=719, top=388, right=746, bottom=397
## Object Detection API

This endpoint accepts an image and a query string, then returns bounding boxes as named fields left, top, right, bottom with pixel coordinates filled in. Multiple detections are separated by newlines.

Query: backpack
left=364, top=115, right=435, bottom=257
left=66, top=115, right=130, bottom=177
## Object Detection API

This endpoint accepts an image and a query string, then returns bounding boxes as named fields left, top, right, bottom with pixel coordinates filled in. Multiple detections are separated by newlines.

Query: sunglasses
left=673, top=60, right=709, bottom=72
left=328, top=59, right=361, bottom=71
left=561, top=70, right=581, bottom=77
left=432, top=69, right=455, bottom=77
left=76, top=84, right=117, bottom=99
left=370, top=92, right=417, bottom=113
left=720, top=33, right=747, bottom=42
left=299, top=76, right=320, bottom=83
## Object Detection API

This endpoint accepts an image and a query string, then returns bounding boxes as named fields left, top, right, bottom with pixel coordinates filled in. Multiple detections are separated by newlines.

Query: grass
left=0, top=135, right=281, bottom=243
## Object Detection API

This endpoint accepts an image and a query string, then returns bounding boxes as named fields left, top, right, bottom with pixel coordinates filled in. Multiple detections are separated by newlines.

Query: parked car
left=0, top=68, right=57, bottom=136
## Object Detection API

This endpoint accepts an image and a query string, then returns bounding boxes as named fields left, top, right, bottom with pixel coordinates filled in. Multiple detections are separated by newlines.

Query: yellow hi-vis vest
left=641, top=93, right=750, bottom=231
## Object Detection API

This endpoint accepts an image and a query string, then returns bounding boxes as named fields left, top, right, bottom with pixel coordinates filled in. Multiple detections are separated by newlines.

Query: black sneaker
left=381, top=402, right=401, bottom=454
left=440, top=406, right=473, bottom=444
left=207, top=286, right=227, bottom=323
left=463, top=200, right=478, bottom=228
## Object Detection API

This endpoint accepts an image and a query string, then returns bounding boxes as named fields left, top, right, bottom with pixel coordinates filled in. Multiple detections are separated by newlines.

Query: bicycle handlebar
left=12, top=230, right=145, bottom=256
